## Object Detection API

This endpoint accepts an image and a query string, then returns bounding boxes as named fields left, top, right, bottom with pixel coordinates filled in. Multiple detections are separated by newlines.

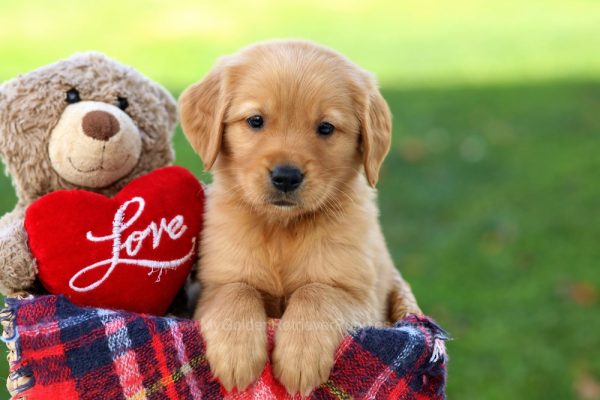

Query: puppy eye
left=317, top=122, right=335, bottom=136
left=117, top=97, right=129, bottom=111
left=247, top=115, right=264, bottom=129
left=66, top=88, right=81, bottom=104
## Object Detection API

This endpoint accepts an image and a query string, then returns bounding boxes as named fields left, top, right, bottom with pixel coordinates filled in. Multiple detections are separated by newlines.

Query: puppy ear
left=179, top=64, right=228, bottom=171
left=361, top=84, right=392, bottom=188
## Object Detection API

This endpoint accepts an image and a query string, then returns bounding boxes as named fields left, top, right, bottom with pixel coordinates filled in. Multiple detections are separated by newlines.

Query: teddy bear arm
left=0, top=208, right=38, bottom=294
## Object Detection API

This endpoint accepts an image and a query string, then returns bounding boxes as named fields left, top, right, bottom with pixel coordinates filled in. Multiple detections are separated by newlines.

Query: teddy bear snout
left=48, top=100, right=143, bottom=188
left=82, top=110, right=120, bottom=141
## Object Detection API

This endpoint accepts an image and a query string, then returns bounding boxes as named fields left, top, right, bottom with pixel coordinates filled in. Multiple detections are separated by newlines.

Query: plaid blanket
left=1, top=295, right=447, bottom=400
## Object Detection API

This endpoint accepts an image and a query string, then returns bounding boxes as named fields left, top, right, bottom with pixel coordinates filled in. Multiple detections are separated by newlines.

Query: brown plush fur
left=0, top=53, right=177, bottom=294
left=180, top=40, right=421, bottom=395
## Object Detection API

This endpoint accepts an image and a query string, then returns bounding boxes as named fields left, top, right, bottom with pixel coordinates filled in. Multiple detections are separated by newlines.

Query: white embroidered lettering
left=69, top=197, right=195, bottom=292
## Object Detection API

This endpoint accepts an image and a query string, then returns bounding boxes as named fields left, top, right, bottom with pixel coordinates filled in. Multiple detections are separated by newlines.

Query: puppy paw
left=272, top=325, right=340, bottom=396
left=202, top=317, right=267, bottom=392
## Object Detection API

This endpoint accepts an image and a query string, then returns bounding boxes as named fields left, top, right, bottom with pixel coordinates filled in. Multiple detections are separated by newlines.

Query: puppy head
left=180, top=40, right=391, bottom=218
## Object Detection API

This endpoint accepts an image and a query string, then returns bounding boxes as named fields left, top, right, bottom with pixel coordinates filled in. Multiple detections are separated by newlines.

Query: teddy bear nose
left=81, top=110, right=120, bottom=141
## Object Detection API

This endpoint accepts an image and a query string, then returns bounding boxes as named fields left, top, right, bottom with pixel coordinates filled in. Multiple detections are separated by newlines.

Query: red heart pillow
left=25, top=166, right=204, bottom=315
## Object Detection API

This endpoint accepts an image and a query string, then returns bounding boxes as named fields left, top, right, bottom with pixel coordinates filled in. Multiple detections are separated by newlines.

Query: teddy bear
left=0, top=52, right=201, bottom=315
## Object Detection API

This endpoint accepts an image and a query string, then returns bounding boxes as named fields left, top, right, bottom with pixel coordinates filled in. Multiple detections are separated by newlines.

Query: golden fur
left=179, top=40, right=421, bottom=395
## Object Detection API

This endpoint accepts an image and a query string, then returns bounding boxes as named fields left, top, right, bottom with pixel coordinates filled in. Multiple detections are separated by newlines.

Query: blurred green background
left=1, top=1, right=599, bottom=399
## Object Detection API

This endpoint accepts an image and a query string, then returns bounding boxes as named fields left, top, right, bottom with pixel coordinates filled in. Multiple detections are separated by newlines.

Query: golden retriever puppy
left=179, top=40, right=421, bottom=396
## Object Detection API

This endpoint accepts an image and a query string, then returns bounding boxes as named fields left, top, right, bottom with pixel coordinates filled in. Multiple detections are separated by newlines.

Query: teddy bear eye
left=117, top=97, right=129, bottom=111
left=65, top=89, right=81, bottom=104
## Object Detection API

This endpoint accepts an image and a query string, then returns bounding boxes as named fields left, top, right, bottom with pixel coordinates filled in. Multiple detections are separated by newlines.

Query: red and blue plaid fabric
left=2, top=295, right=447, bottom=399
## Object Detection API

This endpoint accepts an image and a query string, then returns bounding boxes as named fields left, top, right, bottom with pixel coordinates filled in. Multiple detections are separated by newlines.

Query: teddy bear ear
left=0, top=83, right=5, bottom=108
left=69, top=51, right=108, bottom=64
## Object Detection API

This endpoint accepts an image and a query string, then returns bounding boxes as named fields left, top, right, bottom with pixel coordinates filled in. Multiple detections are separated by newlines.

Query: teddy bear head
left=0, top=52, right=177, bottom=206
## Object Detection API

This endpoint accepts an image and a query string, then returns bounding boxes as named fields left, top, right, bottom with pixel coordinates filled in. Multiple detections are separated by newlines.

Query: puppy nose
left=271, top=165, right=304, bottom=193
left=82, top=110, right=120, bottom=141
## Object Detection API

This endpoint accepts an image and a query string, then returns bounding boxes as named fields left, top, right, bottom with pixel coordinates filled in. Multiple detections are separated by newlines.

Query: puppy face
left=180, top=41, right=392, bottom=218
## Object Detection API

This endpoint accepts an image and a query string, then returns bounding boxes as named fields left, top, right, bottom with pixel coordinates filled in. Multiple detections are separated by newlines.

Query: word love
left=69, top=196, right=195, bottom=292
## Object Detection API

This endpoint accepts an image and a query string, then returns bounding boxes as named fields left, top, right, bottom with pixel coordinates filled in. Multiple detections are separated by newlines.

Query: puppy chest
left=250, top=235, right=310, bottom=295
left=260, top=291, right=287, bottom=318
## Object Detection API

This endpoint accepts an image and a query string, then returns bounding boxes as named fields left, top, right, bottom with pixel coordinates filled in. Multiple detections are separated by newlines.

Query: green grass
left=380, top=82, right=600, bottom=399
left=1, top=1, right=600, bottom=399
left=2, top=0, right=600, bottom=89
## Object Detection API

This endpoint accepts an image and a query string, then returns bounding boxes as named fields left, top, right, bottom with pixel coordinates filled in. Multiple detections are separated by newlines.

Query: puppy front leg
left=196, top=282, right=268, bottom=392
left=272, top=283, right=373, bottom=396
left=388, top=271, right=422, bottom=323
